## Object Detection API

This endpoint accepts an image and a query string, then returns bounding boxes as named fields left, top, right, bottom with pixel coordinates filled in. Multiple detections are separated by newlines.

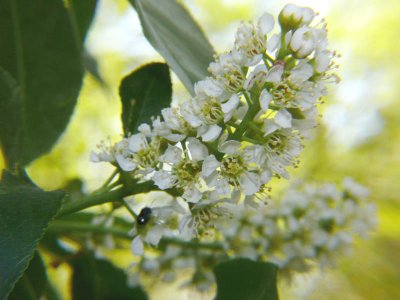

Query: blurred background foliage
left=1, top=0, right=398, bottom=299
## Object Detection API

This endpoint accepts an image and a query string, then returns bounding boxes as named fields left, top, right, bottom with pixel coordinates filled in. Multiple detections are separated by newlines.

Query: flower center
left=174, top=160, right=201, bottom=185
left=271, top=81, right=297, bottom=107
left=201, top=100, right=223, bottom=124
left=221, top=155, right=246, bottom=181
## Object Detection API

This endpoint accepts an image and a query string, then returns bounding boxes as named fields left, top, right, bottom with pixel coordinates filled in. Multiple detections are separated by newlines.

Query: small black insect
left=137, top=207, right=152, bottom=225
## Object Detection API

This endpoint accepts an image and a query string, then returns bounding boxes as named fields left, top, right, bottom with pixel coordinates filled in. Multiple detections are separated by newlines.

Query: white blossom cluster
left=89, top=4, right=367, bottom=288
left=92, top=3, right=338, bottom=211
left=129, top=178, right=376, bottom=290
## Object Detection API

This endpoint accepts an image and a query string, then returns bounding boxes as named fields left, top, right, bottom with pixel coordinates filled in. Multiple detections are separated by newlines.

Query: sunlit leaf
left=120, top=63, right=172, bottom=135
left=0, top=0, right=84, bottom=166
left=130, top=0, right=214, bottom=95
left=0, top=170, right=64, bottom=299
left=214, top=258, right=279, bottom=300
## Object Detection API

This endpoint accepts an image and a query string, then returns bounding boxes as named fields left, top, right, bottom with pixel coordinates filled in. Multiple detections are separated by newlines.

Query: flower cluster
left=90, top=3, right=376, bottom=292
left=129, top=178, right=376, bottom=290
left=92, top=3, right=338, bottom=214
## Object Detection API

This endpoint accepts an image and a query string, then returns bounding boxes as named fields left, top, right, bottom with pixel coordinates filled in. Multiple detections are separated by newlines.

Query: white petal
left=215, top=179, right=231, bottom=198
left=259, top=89, right=272, bottom=112
left=195, top=78, right=223, bottom=98
left=265, top=65, right=284, bottom=83
left=181, top=100, right=202, bottom=127
left=275, top=109, right=292, bottom=128
left=218, top=140, right=241, bottom=154
left=221, top=94, right=240, bottom=114
left=116, top=154, right=137, bottom=171
left=160, top=145, right=182, bottom=164
left=128, top=134, right=147, bottom=152
left=315, top=50, right=331, bottom=73
left=199, top=124, right=222, bottom=142
left=165, top=134, right=186, bottom=142
left=146, top=226, right=163, bottom=245
left=152, top=170, right=174, bottom=190
left=263, top=119, right=279, bottom=135
left=260, top=168, right=272, bottom=184
left=187, top=138, right=208, bottom=161
left=138, top=123, right=151, bottom=136
left=267, top=34, right=280, bottom=53
left=183, top=185, right=202, bottom=203
left=258, top=13, right=274, bottom=35
left=201, top=155, right=220, bottom=178
left=130, top=236, right=144, bottom=256
left=240, top=172, right=261, bottom=195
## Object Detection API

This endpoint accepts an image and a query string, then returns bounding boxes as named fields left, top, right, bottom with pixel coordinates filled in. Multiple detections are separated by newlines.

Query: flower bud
left=279, top=4, right=315, bottom=31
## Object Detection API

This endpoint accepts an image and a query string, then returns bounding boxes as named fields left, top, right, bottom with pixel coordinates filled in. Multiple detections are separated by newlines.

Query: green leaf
left=0, top=68, right=22, bottom=168
left=119, top=63, right=172, bottom=135
left=130, top=0, right=214, bottom=95
left=214, top=258, right=279, bottom=300
left=8, top=251, right=47, bottom=300
left=0, top=0, right=84, bottom=167
left=68, top=0, right=98, bottom=43
left=0, top=170, right=65, bottom=299
left=71, top=251, right=148, bottom=300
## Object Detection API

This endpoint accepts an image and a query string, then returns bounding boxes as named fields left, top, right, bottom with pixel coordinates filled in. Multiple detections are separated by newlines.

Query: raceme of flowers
left=127, top=178, right=376, bottom=290
left=92, top=3, right=339, bottom=206
left=89, top=3, right=374, bottom=290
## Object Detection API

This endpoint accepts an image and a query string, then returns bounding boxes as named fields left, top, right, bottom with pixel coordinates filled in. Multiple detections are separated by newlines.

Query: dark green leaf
left=71, top=252, right=148, bottom=300
left=120, top=63, right=172, bottom=135
left=68, top=0, right=98, bottom=42
left=214, top=258, right=279, bottom=300
left=83, top=49, right=107, bottom=86
left=0, top=68, right=22, bottom=168
left=8, top=251, right=47, bottom=300
left=0, top=170, right=65, bottom=299
left=130, top=0, right=214, bottom=95
left=0, top=0, right=84, bottom=167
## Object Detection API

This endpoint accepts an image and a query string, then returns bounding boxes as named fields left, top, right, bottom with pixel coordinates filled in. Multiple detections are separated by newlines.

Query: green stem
left=96, top=169, right=119, bottom=192
left=48, top=220, right=225, bottom=251
left=121, top=199, right=138, bottom=219
left=243, top=90, right=253, bottom=106
left=242, top=136, right=260, bottom=144
left=277, top=31, right=288, bottom=60
left=248, top=121, right=264, bottom=135
left=230, top=99, right=260, bottom=140
left=160, top=238, right=225, bottom=251
left=57, top=181, right=156, bottom=217
left=48, top=220, right=132, bottom=239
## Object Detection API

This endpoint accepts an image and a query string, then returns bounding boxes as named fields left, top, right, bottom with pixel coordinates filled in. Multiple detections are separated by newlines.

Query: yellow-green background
left=2, top=0, right=398, bottom=299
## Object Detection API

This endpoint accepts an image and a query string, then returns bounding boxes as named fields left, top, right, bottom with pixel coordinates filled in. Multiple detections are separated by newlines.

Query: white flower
left=202, top=141, right=268, bottom=196
left=234, top=13, right=274, bottom=65
left=290, top=27, right=317, bottom=58
left=209, top=52, right=247, bottom=92
left=115, top=138, right=137, bottom=171
left=90, top=140, right=115, bottom=163
left=152, top=139, right=208, bottom=203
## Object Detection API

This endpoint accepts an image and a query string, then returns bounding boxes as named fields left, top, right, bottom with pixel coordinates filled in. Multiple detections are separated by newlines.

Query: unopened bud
left=279, top=4, right=315, bottom=31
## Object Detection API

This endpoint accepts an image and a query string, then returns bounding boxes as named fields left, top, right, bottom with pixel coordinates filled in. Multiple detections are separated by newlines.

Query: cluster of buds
left=89, top=4, right=371, bottom=290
